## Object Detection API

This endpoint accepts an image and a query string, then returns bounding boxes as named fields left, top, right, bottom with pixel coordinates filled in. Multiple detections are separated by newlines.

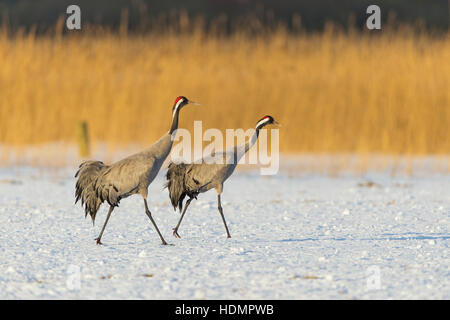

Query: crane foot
left=95, top=238, right=103, bottom=245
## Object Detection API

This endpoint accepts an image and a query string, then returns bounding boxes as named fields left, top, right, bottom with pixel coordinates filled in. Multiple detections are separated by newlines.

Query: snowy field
left=0, top=165, right=448, bottom=299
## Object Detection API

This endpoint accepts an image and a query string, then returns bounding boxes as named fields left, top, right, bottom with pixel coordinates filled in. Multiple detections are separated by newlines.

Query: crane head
left=172, top=96, right=200, bottom=114
left=256, top=115, right=280, bottom=129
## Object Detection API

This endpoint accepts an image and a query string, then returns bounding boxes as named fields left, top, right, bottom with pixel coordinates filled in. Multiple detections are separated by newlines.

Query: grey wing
left=94, top=155, right=155, bottom=205
left=184, top=163, right=229, bottom=192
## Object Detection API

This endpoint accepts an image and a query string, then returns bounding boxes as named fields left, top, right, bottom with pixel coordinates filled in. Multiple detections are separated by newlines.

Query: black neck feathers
left=169, top=106, right=181, bottom=134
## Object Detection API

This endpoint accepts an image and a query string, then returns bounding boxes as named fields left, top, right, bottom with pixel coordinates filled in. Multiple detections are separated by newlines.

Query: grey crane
left=75, top=96, right=199, bottom=245
left=165, top=115, right=280, bottom=239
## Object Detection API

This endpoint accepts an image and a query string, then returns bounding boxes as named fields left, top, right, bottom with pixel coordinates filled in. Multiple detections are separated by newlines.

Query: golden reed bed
left=0, top=26, right=449, bottom=166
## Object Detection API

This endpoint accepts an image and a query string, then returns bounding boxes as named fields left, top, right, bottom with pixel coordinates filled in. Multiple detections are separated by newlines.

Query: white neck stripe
left=172, top=99, right=184, bottom=117
left=256, top=118, right=270, bottom=128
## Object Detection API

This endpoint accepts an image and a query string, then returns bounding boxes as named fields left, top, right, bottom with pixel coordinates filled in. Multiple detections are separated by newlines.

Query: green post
left=76, top=121, right=90, bottom=158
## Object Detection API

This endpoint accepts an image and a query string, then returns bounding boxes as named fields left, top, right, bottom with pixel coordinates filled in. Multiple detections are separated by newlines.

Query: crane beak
left=188, top=100, right=201, bottom=106
left=273, top=120, right=282, bottom=127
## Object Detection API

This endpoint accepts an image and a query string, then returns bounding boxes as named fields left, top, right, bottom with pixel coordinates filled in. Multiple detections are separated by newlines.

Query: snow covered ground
left=0, top=165, right=448, bottom=299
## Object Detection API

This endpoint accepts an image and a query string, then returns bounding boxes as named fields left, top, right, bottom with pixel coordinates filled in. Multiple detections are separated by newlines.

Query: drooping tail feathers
left=165, top=162, right=190, bottom=212
left=75, top=160, right=108, bottom=223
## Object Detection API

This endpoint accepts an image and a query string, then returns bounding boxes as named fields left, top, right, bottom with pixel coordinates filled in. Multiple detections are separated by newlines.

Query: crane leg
left=144, top=199, right=168, bottom=245
left=217, top=195, right=231, bottom=238
left=95, top=205, right=114, bottom=245
left=173, top=198, right=193, bottom=238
